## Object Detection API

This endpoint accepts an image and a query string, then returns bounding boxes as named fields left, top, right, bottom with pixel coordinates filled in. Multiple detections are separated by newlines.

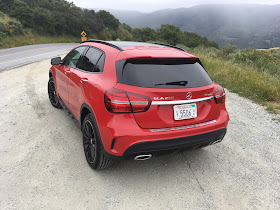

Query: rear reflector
left=105, top=88, right=151, bottom=113
left=214, top=85, right=226, bottom=104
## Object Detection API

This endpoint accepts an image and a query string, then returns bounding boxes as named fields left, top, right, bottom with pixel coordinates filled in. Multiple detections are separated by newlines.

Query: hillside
left=0, top=0, right=218, bottom=49
left=106, top=4, right=280, bottom=49
left=0, top=0, right=134, bottom=42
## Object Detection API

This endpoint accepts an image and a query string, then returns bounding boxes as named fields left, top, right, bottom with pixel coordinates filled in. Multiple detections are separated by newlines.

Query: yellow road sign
left=81, top=31, right=87, bottom=42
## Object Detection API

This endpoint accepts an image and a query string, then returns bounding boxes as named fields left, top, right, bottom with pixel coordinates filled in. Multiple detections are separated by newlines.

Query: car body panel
left=67, top=69, right=87, bottom=120
left=49, top=41, right=229, bottom=158
left=54, top=65, right=70, bottom=106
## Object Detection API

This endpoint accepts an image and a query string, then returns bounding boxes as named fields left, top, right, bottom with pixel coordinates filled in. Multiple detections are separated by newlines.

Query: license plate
left=173, top=103, right=197, bottom=120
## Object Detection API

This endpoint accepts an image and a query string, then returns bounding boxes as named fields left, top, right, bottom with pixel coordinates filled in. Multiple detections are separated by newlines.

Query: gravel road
left=0, top=58, right=279, bottom=209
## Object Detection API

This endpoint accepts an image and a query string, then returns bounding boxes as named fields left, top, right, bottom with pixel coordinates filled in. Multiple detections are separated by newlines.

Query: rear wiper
left=155, top=81, right=188, bottom=86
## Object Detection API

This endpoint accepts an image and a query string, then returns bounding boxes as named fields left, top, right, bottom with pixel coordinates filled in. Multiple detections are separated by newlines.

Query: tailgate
left=115, top=83, right=219, bottom=129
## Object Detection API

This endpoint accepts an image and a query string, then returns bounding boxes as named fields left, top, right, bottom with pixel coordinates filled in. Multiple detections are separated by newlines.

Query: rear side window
left=116, top=59, right=212, bottom=88
left=78, top=47, right=104, bottom=72
left=96, top=54, right=105, bottom=72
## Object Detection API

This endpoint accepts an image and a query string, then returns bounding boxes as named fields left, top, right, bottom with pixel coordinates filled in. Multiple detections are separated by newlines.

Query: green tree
left=122, top=23, right=132, bottom=33
left=33, top=8, right=54, bottom=34
left=10, top=0, right=34, bottom=28
left=0, top=0, right=14, bottom=14
left=83, top=9, right=104, bottom=35
left=132, top=27, right=156, bottom=42
left=97, top=10, right=119, bottom=30
left=158, top=24, right=182, bottom=45
left=52, top=11, right=67, bottom=34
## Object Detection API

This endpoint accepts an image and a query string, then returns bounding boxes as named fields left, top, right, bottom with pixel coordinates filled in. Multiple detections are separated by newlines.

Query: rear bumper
left=97, top=105, right=229, bottom=159
left=122, top=128, right=226, bottom=159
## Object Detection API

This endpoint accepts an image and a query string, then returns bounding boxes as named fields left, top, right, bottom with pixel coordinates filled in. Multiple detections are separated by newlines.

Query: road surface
left=0, top=43, right=78, bottom=71
left=0, top=46, right=279, bottom=209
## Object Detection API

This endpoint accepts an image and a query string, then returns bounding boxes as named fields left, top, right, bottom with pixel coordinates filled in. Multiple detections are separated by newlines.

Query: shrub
left=234, top=49, right=280, bottom=78
left=0, top=11, right=24, bottom=38
left=217, top=44, right=236, bottom=58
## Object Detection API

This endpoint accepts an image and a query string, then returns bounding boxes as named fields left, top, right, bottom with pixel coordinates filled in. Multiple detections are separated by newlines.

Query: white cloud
left=67, top=0, right=280, bottom=12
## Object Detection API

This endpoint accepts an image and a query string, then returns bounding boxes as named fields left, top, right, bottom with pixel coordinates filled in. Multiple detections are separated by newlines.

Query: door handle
left=80, top=78, right=88, bottom=84
left=65, top=70, right=71, bottom=75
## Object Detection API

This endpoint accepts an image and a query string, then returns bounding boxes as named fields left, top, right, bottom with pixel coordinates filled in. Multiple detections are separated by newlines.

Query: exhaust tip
left=211, top=138, right=223, bottom=145
left=134, top=154, right=152, bottom=161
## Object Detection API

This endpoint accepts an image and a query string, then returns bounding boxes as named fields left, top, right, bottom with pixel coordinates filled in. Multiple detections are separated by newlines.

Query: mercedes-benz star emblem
left=186, top=92, right=192, bottom=99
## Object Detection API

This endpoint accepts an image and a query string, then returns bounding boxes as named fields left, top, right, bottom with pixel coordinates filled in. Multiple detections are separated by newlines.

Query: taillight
left=104, top=88, right=151, bottom=113
left=214, top=85, right=226, bottom=104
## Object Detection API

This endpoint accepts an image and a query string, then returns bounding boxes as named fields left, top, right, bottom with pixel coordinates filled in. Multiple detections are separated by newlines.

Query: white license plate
left=173, top=103, right=197, bottom=120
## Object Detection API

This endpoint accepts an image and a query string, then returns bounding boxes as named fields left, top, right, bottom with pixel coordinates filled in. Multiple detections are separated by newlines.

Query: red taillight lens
left=104, top=89, right=131, bottom=113
left=128, top=93, right=151, bottom=112
left=104, top=88, right=151, bottom=113
left=214, top=85, right=226, bottom=104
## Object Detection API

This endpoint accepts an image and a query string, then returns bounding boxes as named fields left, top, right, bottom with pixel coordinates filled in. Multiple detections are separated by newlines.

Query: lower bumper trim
left=123, top=128, right=227, bottom=159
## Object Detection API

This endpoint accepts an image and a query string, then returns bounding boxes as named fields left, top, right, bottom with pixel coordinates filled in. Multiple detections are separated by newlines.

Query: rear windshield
left=116, top=59, right=213, bottom=88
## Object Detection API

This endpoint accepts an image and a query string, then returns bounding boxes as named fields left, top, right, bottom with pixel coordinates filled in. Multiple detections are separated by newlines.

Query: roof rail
left=82, top=39, right=123, bottom=51
left=153, top=43, right=187, bottom=52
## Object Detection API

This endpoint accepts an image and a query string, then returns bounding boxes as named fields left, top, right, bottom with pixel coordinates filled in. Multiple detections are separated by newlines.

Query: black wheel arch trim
left=80, top=103, right=112, bottom=156
left=49, top=68, right=56, bottom=79
left=49, top=70, right=53, bottom=78
left=80, top=103, right=95, bottom=126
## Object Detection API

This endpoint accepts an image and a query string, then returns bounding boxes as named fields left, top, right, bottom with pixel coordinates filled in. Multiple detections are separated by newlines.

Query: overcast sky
left=67, top=0, right=280, bottom=12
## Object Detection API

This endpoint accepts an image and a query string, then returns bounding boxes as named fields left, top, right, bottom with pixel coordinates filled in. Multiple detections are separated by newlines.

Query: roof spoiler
left=152, top=43, right=187, bottom=52
left=82, top=39, right=123, bottom=51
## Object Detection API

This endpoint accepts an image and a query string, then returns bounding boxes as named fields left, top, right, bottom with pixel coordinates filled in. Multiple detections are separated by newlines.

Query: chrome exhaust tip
left=134, top=154, right=152, bottom=161
left=211, top=138, right=223, bottom=145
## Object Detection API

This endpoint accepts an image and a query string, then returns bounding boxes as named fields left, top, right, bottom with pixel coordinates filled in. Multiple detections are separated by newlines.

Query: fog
left=67, top=0, right=280, bottom=12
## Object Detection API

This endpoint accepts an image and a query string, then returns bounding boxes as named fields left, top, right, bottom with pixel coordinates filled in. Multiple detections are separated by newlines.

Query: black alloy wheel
left=48, top=78, right=62, bottom=108
left=82, top=114, right=114, bottom=169
left=83, top=120, right=96, bottom=163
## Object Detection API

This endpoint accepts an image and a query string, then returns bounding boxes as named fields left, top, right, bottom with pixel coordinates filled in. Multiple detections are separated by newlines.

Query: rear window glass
left=116, top=59, right=213, bottom=88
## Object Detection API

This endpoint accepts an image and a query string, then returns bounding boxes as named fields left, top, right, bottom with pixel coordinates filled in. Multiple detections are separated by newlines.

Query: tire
left=48, top=78, right=62, bottom=109
left=82, top=113, right=113, bottom=170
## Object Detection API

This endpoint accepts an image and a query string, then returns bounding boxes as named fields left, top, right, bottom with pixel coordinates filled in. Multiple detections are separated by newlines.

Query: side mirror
left=51, top=57, right=61, bottom=65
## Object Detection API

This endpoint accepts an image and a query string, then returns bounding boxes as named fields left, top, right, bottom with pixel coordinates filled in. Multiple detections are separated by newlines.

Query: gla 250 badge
left=154, top=92, right=193, bottom=101
left=154, top=96, right=174, bottom=100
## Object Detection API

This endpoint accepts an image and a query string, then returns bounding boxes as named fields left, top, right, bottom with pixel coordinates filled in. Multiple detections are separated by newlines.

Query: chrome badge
left=186, top=92, right=192, bottom=99
left=154, top=96, right=174, bottom=100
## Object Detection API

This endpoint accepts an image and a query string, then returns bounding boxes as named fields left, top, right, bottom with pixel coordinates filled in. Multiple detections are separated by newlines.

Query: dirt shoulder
left=0, top=59, right=279, bottom=209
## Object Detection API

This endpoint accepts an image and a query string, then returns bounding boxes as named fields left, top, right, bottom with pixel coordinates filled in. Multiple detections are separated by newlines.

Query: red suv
left=48, top=40, right=229, bottom=169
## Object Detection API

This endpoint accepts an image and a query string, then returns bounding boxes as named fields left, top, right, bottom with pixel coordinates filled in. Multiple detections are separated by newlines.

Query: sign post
left=81, top=31, right=87, bottom=42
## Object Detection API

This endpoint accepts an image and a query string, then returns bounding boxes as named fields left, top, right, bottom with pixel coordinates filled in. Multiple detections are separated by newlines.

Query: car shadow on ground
left=98, top=148, right=212, bottom=176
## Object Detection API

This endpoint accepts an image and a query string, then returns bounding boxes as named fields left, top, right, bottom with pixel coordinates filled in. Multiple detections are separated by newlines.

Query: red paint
left=50, top=42, right=229, bottom=157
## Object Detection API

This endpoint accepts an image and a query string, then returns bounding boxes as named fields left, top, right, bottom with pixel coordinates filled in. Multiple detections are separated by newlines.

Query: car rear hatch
left=114, top=58, right=220, bottom=129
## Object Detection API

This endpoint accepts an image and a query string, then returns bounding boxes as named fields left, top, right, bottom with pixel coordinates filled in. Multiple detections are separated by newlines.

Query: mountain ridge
left=104, top=4, right=280, bottom=48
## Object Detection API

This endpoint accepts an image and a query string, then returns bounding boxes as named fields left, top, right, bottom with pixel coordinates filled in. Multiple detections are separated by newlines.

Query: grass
left=184, top=46, right=280, bottom=119
left=266, top=104, right=280, bottom=114
left=0, top=11, right=10, bottom=23
left=0, top=29, right=80, bottom=49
